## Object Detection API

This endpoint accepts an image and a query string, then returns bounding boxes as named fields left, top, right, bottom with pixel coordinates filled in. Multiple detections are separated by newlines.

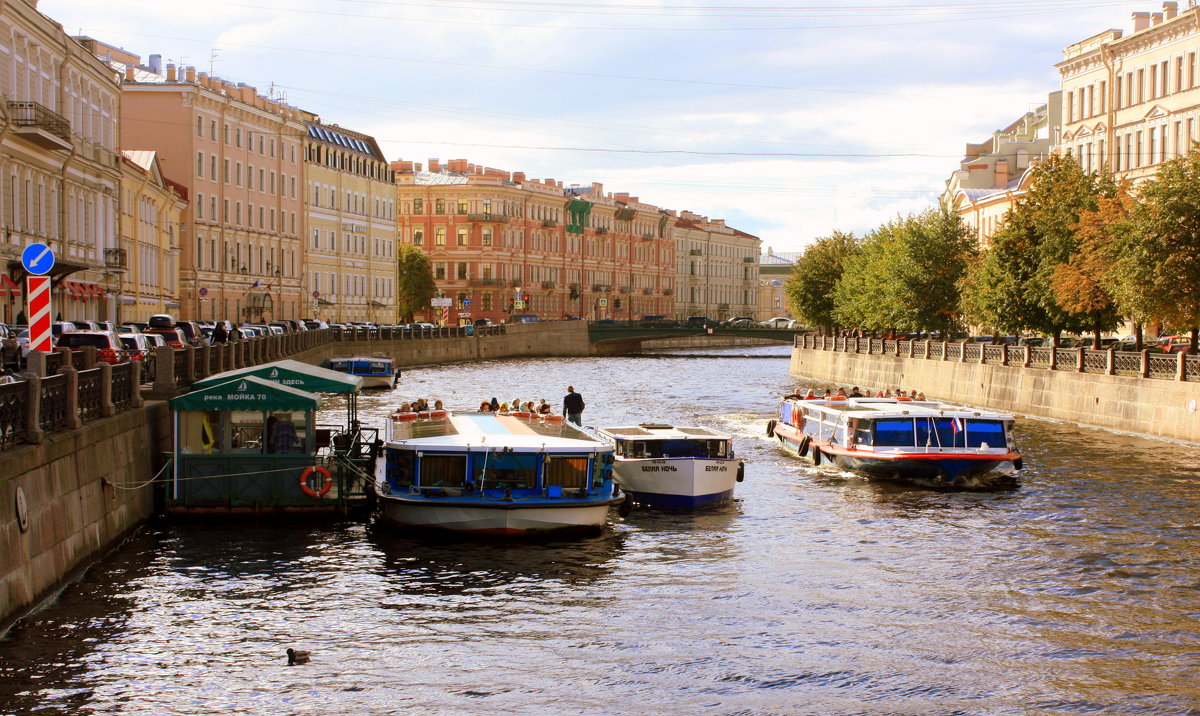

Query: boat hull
left=613, top=458, right=739, bottom=510
left=376, top=494, right=618, bottom=535
left=359, top=374, right=396, bottom=389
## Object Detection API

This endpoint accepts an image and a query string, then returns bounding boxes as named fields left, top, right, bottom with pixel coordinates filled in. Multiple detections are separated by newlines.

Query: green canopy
left=193, top=359, right=363, bottom=394
left=170, top=375, right=322, bottom=412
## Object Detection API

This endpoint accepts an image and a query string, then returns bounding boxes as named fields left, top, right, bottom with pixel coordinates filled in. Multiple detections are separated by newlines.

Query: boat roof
left=597, top=424, right=732, bottom=441
left=329, top=356, right=393, bottom=363
left=171, top=375, right=322, bottom=412
left=788, top=397, right=1016, bottom=421
left=195, top=359, right=363, bottom=394
left=386, top=412, right=610, bottom=453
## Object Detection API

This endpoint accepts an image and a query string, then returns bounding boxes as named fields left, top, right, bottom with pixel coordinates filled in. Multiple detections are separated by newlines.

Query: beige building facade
left=1058, top=2, right=1200, bottom=181
left=672, top=211, right=760, bottom=321
left=1, top=2, right=121, bottom=325
left=757, top=250, right=795, bottom=321
left=115, top=150, right=185, bottom=323
left=82, top=39, right=309, bottom=323
left=943, top=95, right=1060, bottom=248
left=303, top=122, right=397, bottom=324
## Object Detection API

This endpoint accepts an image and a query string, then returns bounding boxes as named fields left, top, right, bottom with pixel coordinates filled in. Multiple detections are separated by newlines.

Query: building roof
left=305, top=123, right=385, bottom=161
left=760, top=253, right=795, bottom=266
left=411, top=171, right=471, bottom=186
left=121, top=150, right=157, bottom=171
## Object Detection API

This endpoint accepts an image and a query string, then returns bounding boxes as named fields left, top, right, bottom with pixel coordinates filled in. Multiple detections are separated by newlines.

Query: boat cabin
left=597, top=424, right=734, bottom=460
left=782, top=398, right=1013, bottom=452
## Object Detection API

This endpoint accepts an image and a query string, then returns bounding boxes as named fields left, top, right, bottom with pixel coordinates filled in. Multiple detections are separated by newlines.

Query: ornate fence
left=0, top=323, right=512, bottom=452
left=795, top=335, right=1200, bottom=382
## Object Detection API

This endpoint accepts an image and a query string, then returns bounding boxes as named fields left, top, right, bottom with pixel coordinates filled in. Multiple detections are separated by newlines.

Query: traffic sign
left=598, top=298, right=608, bottom=307
left=463, top=299, right=471, bottom=306
left=312, top=290, right=320, bottom=298
left=199, top=287, right=208, bottom=297
left=21, top=243, right=54, bottom=275
left=513, top=300, right=526, bottom=310
left=431, top=297, right=452, bottom=307
left=27, top=276, right=52, bottom=352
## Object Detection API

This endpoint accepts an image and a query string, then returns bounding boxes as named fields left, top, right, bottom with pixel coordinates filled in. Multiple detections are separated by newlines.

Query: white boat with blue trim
left=325, top=355, right=398, bottom=389
left=373, top=411, right=622, bottom=535
left=768, top=396, right=1023, bottom=488
left=596, top=423, right=743, bottom=510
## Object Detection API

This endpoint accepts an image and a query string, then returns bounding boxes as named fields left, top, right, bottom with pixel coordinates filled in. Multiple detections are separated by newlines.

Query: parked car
left=175, top=320, right=205, bottom=346
left=510, top=314, right=540, bottom=323
left=1158, top=335, right=1193, bottom=353
left=638, top=314, right=673, bottom=328
left=473, top=318, right=495, bottom=327
left=147, top=314, right=175, bottom=329
left=721, top=317, right=755, bottom=328
left=303, top=319, right=329, bottom=330
left=145, top=326, right=187, bottom=349
left=70, top=320, right=101, bottom=331
left=51, top=322, right=76, bottom=341
left=759, top=317, right=796, bottom=329
left=143, top=333, right=167, bottom=350
left=686, top=316, right=716, bottom=328
left=55, top=330, right=129, bottom=363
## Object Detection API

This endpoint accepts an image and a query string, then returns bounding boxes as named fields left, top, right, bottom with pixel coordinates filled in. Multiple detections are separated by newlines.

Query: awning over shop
left=170, top=375, right=322, bottom=413
left=369, top=299, right=387, bottom=308
left=193, top=359, right=364, bottom=394
left=0, top=275, right=20, bottom=298
left=64, top=281, right=86, bottom=300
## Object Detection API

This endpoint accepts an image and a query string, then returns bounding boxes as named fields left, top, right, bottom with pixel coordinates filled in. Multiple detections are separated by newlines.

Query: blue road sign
left=463, top=299, right=471, bottom=306
left=21, top=243, right=54, bottom=275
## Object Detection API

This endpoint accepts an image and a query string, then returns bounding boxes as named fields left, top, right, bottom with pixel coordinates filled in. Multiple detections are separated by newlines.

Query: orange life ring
left=300, top=465, right=333, bottom=498
left=543, top=414, right=564, bottom=422
left=394, top=412, right=418, bottom=422
left=428, top=410, right=448, bottom=419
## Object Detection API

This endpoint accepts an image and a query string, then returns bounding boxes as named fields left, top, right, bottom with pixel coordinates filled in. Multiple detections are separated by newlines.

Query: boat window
left=178, top=410, right=222, bottom=454
left=473, top=452, right=537, bottom=490
left=419, top=454, right=467, bottom=487
left=545, top=456, right=589, bottom=489
left=389, top=449, right=416, bottom=487
left=266, top=411, right=307, bottom=454
left=915, top=417, right=966, bottom=449
left=854, top=420, right=873, bottom=446
left=965, top=419, right=1006, bottom=448
left=229, top=410, right=266, bottom=453
left=874, top=419, right=916, bottom=447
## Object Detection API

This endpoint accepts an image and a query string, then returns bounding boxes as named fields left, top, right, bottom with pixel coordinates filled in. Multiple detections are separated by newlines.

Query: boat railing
left=793, top=333, right=1200, bottom=383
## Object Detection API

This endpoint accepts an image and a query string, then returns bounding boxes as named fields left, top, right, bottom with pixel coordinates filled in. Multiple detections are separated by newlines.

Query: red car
left=54, top=330, right=129, bottom=364
left=145, top=327, right=187, bottom=349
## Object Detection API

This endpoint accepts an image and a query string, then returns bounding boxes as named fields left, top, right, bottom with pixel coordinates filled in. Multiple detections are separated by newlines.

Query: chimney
left=995, top=159, right=1010, bottom=186
left=512, top=172, right=525, bottom=183
left=124, top=66, right=136, bottom=81
left=428, top=159, right=441, bottom=172
left=615, top=192, right=629, bottom=202
left=166, top=63, right=177, bottom=81
left=185, top=66, right=196, bottom=82
left=1164, top=2, right=1178, bottom=20
left=1132, top=11, right=1151, bottom=31
left=1152, top=12, right=1164, bottom=25
left=148, top=54, right=162, bottom=75
left=591, top=182, right=603, bottom=195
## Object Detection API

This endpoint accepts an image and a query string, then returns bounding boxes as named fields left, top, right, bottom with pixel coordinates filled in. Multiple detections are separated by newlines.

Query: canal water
left=3, top=345, right=1200, bottom=714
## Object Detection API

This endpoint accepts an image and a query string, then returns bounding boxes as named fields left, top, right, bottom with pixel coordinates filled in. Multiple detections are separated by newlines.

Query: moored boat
left=326, top=355, right=398, bottom=389
left=373, top=411, right=623, bottom=535
left=768, top=396, right=1022, bottom=487
left=596, top=423, right=744, bottom=511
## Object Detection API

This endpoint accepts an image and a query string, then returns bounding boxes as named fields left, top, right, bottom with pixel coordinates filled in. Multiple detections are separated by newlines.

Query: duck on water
left=768, top=393, right=1023, bottom=488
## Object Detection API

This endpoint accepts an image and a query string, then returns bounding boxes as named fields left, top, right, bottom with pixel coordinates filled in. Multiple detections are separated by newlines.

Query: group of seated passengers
left=785, top=387, right=927, bottom=401
left=394, top=398, right=444, bottom=414
left=477, top=397, right=554, bottom=415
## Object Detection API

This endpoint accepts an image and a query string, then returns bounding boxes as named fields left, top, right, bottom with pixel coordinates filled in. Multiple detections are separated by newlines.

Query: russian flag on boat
left=951, top=417, right=963, bottom=434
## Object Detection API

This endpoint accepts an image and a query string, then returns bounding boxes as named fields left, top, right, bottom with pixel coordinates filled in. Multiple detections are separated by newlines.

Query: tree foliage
left=396, top=244, right=437, bottom=322
left=785, top=231, right=860, bottom=333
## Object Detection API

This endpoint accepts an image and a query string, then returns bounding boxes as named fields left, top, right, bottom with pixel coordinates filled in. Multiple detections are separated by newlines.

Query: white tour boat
left=596, top=423, right=744, bottom=511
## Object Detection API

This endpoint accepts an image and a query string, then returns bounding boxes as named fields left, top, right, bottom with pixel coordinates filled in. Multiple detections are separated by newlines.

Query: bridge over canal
left=587, top=324, right=800, bottom=354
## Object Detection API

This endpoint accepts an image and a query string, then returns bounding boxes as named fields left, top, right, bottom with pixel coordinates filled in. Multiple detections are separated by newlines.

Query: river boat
left=373, top=411, right=623, bottom=535
left=595, top=423, right=744, bottom=510
left=166, top=360, right=379, bottom=515
left=768, top=396, right=1022, bottom=487
left=325, top=355, right=398, bottom=389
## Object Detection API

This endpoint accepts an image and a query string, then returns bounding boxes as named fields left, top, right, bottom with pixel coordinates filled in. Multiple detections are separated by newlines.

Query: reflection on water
left=3, top=345, right=1200, bottom=713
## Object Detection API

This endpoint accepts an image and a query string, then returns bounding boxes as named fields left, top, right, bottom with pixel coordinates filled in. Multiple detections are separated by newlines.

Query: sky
left=41, top=0, right=1153, bottom=252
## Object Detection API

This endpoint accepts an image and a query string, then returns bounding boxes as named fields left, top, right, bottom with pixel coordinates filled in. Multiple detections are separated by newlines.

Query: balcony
left=510, top=280, right=522, bottom=287
left=689, top=249, right=702, bottom=256
left=618, top=286, right=631, bottom=293
left=718, top=303, right=730, bottom=310
left=8, top=101, right=71, bottom=150
left=663, top=288, right=674, bottom=296
left=642, top=288, right=652, bottom=295
left=743, top=256, right=756, bottom=262
left=641, top=234, right=654, bottom=241
left=467, top=213, right=507, bottom=223
left=591, top=284, right=611, bottom=292
left=104, top=248, right=128, bottom=271
left=542, top=219, right=558, bottom=228
left=540, top=281, right=555, bottom=289
left=468, top=278, right=505, bottom=287
left=594, top=227, right=608, bottom=235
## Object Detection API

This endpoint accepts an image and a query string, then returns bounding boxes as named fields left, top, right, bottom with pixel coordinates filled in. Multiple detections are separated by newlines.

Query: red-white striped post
left=27, top=276, right=52, bottom=352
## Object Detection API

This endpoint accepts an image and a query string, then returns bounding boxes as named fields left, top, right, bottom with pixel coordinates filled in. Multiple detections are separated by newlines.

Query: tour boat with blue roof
left=768, top=396, right=1022, bottom=487
left=596, top=423, right=744, bottom=511
left=373, top=411, right=623, bottom=535
left=325, top=355, right=398, bottom=389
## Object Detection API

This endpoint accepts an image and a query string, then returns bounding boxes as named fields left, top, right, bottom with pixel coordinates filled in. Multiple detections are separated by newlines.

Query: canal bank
left=790, top=343, right=1200, bottom=443
left=0, top=322, right=591, bottom=632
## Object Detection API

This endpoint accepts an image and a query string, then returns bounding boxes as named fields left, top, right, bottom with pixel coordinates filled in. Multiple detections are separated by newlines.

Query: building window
left=435, top=227, right=446, bottom=245
left=483, top=198, right=491, bottom=215
left=457, top=228, right=468, bottom=246
left=482, top=229, right=492, bottom=246
left=457, top=262, right=468, bottom=279
left=197, top=152, right=204, bottom=177
left=457, top=199, right=468, bottom=214
left=435, top=263, right=446, bottom=280
left=413, top=198, right=423, bottom=214
left=435, top=198, right=445, bottom=214
left=413, top=229, right=424, bottom=246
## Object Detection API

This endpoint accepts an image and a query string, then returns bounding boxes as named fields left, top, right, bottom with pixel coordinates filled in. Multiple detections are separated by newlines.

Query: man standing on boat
left=563, top=386, right=585, bottom=425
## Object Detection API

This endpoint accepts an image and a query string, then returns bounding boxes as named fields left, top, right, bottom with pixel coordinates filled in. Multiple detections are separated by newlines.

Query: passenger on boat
left=434, top=400, right=445, bottom=410
left=849, top=386, right=863, bottom=397
left=916, top=391, right=926, bottom=400
left=511, top=397, right=523, bottom=412
left=414, top=398, right=430, bottom=412
left=538, top=399, right=552, bottom=414
left=489, top=397, right=500, bottom=411
left=822, top=389, right=832, bottom=399
left=803, top=389, right=817, bottom=400
left=523, top=401, right=536, bottom=413
left=833, top=387, right=848, bottom=400
left=479, top=400, right=493, bottom=412
left=398, top=402, right=412, bottom=413
left=498, top=402, right=511, bottom=414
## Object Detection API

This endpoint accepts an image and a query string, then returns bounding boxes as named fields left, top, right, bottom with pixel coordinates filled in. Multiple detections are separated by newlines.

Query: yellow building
left=115, top=151, right=186, bottom=323
left=672, top=211, right=760, bottom=321
left=943, top=96, right=1059, bottom=248
left=1058, top=2, right=1200, bottom=180
left=302, top=122, right=397, bottom=324
left=1, top=6, right=121, bottom=325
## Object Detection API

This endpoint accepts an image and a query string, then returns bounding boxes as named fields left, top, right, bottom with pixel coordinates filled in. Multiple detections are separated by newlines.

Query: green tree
left=960, top=154, right=1101, bottom=343
left=832, top=221, right=902, bottom=333
left=1110, top=149, right=1200, bottom=352
left=396, top=244, right=437, bottom=322
left=785, top=231, right=860, bottom=334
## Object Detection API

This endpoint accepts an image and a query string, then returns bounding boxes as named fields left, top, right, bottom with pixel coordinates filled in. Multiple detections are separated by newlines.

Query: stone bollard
left=183, top=346, right=196, bottom=385
left=18, top=372, right=44, bottom=444
left=1077, top=347, right=1086, bottom=372
left=1106, top=345, right=1116, bottom=376
left=80, top=346, right=99, bottom=370
left=62, top=365, right=83, bottom=429
left=1177, top=350, right=1187, bottom=382
left=197, top=344, right=211, bottom=380
left=26, top=350, right=48, bottom=377
left=154, top=346, right=178, bottom=393
left=130, top=359, right=144, bottom=408
left=100, top=361, right=116, bottom=417
left=1023, top=345, right=1032, bottom=368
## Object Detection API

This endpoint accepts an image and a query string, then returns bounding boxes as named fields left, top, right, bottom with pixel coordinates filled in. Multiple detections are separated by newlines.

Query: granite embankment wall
left=790, top=347, right=1200, bottom=443
left=0, top=322, right=591, bottom=631
left=635, top=336, right=784, bottom=350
